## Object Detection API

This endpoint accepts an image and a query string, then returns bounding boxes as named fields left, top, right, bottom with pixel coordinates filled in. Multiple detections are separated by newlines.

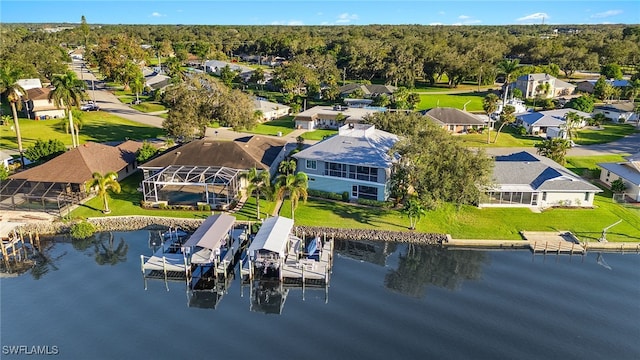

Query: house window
left=306, top=160, right=317, bottom=170
left=542, top=192, right=547, bottom=201
left=358, top=185, right=378, bottom=201
left=585, top=192, right=590, bottom=201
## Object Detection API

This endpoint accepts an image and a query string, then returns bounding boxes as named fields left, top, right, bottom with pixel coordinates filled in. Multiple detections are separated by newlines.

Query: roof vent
left=176, top=151, right=181, bottom=155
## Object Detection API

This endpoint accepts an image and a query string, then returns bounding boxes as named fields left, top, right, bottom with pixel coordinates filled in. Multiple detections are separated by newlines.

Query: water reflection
left=334, top=239, right=397, bottom=266
left=384, top=245, right=487, bottom=297
left=93, top=232, right=129, bottom=266
left=249, top=280, right=288, bottom=314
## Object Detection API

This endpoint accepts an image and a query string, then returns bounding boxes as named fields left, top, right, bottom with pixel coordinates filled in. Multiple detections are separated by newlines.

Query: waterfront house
left=598, top=152, right=640, bottom=202
left=0, top=141, right=142, bottom=214
left=293, top=105, right=384, bottom=130
left=138, top=137, right=287, bottom=209
left=292, top=123, right=398, bottom=201
left=514, top=73, right=576, bottom=99
left=423, top=107, right=486, bottom=134
left=481, top=151, right=601, bottom=208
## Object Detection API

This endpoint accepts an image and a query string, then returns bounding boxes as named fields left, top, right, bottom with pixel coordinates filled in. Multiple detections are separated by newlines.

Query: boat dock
left=242, top=216, right=334, bottom=286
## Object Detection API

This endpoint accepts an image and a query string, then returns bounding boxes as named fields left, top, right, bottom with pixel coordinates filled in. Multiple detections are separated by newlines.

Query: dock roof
left=182, top=214, right=236, bottom=250
left=248, top=216, right=294, bottom=257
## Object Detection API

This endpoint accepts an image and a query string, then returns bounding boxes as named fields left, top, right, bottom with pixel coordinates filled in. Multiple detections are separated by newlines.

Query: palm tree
left=493, top=105, right=516, bottom=144
left=0, top=65, right=27, bottom=165
left=497, top=59, right=520, bottom=100
left=482, top=93, right=499, bottom=144
left=562, top=111, right=583, bottom=141
left=130, top=73, right=145, bottom=104
left=278, top=159, right=297, bottom=175
left=49, top=71, right=86, bottom=148
left=90, top=172, right=121, bottom=214
left=275, top=172, right=308, bottom=221
left=403, top=196, right=426, bottom=230
left=243, top=167, right=272, bottom=219
left=535, top=138, right=571, bottom=165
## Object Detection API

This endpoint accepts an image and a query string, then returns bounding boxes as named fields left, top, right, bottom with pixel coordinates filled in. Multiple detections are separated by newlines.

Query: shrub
left=136, top=141, right=159, bottom=163
left=308, top=189, right=344, bottom=201
left=24, top=139, right=66, bottom=163
left=197, top=204, right=211, bottom=211
left=517, top=125, right=527, bottom=136
left=158, top=203, right=168, bottom=210
left=356, top=198, right=393, bottom=208
left=70, top=221, right=96, bottom=239
left=342, top=192, right=350, bottom=201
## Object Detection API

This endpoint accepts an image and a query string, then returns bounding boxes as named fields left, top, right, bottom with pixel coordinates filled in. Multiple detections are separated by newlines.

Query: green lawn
left=416, top=92, right=486, bottom=112
left=300, top=129, right=337, bottom=141
left=131, top=102, right=167, bottom=113
left=575, top=124, right=637, bottom=146
left=460, top=126, right=542, bottom=147
left=565, top=154, right=628, bottom=177
left=0, top=112, right=166, bottom=149
left=243, top=117, right=295, bottom=136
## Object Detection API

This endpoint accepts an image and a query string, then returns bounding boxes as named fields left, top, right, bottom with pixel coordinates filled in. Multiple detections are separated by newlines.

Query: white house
left=482, top=151, right=601, bottom=208
left=516, top=109, right=591, bottom=136
left=253, top=98, right=290, bottom=121
left=514, top=73, right=576, bottom=99
left=598, top=152, right=640, bottom=202
left=593, top=102, right=638, bottom=123
left=293, top=105, right=384, bottom=130
left=23, top=88, right=66, bottom=120
left=292, top=124, right=398, bottom=201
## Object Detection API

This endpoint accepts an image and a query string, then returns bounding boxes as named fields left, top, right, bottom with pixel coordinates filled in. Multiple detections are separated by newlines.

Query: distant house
left=593, top=102, right=638, bottom=123
left=339, top=84, right=397, bottom=98
left=514, top=73, right=575, bottom=99
left=22, top=88, right=66, bottom=120
left=576, top=79, right=629, bottom=94
left=143, top=68, right=171, bottom=91
left=598, top=152, right=640, bottom=202
left=138, top=136, right=287, bottom=208
left=423, top=107, right=486, bottom=134
left=0, top=141, right=142, bottom=214
left=253, top=98, right=290, bottom=121
left=515, top=109, right=591, bottom=136
left=292, top=124, right=398, bottom=201
left=16, top=78, right=43, bottom=92
left=293, top=105, right=384, bottom=130
left=204, top=60, right=253, bottom=78
left=481, top=151, right=601, bottom=208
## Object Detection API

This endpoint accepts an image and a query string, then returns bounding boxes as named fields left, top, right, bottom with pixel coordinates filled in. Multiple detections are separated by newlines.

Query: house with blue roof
left=576, top=79, right=630, bottom=94
left=292, top=124, right=398, bottom=201
left=481, top=151, right=601, bottom=208
left=515, top=109, right=591, bottom=136
left=593, top=102, right=638, bottom=123
left=598, top=152, right=640, bottom=202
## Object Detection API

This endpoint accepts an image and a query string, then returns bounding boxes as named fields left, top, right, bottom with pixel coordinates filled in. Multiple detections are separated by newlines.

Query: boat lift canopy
left=248, top=216, right=294, bottom=260
left=183, top=214, right=236, bottom=251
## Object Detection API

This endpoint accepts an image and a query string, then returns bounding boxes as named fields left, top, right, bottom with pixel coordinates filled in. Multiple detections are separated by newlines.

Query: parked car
left=81, top=102, right=100, bottom=111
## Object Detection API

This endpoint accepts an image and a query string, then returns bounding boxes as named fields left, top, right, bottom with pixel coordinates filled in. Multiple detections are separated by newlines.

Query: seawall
left=15, top=216, right=447, bottom=245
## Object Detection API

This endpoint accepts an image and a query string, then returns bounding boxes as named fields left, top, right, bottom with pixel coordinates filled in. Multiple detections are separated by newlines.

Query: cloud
left=459, top=15, right=470, bottom=19
left=591, top=10, right=622, bottom=18
left=429, top=22, right=443, bottom=26
left=270, top=20, right=304, bottom=26
left=150, top=12, right=165, bottom=17
left=517, top=12, right=549, bottom=22
left=336, top=13, right=359, bottom=24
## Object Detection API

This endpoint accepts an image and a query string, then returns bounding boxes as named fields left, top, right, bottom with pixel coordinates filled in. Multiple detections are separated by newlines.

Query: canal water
left=1, top=231, right=639, bottom=360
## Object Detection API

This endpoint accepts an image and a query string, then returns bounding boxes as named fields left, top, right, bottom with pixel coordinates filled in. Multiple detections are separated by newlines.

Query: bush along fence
left=17, top=216, right=448, bottom=244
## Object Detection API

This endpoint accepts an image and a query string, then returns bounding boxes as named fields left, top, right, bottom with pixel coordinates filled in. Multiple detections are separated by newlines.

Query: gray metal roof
left=292, top=125, right=398, bottom=168
left=492, top=151, right=601, bottom=192
left=423, top=108, right=486, bottom=126
left=517, top=109, right=591, bottom=126
left=598, top=162, right=640, bottom=185
left=248, top=216, right=294, bottom=258
left=182, top=214, right=236, bottom=250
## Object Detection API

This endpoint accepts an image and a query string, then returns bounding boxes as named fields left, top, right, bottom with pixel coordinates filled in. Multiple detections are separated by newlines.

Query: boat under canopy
left=182, top=213, right=236, bottom=264
left=247, top=216, right=294, bottom=261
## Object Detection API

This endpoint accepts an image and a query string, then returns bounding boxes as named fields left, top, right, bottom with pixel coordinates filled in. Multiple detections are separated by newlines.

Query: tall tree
left=244, top=167, right=272, bottom=219
left=535, top=138, right=571, bottom=165
left=130, top=72, right=145, bottom=103
left=493, top=105, right=515, bottom=144
left=402, top=195, right=428, bottom=230
left=90, top=172, right=121, bottom=214
left=482, top=93, right=499, bottom=144
left=79, top=15, right=90, bottom=49
left=275, top=172, right=308, bottom=221
left=49, top=71, right=86, bottom=147
left=0, top=65, right=26, bottom=165
left=562, top=111, right=583, bottom=141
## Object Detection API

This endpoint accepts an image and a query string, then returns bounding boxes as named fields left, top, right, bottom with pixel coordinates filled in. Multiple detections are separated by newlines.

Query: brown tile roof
left=25, top=87, right=54, bottom=101
left=140, top=136, right=286, bottom=170
left=9, top=142, right=143, bottom=184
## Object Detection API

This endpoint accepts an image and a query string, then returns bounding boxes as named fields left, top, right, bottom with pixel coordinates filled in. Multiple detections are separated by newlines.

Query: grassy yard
left=0, top=112, right=166, bottom=149
left=575, top=124, right=637, bottom=145
left=565, top=154, right=628, bottom=177
left=416, top=92, right=486, bottom=112
left=131, top=102, right=167, bottom=113
left=300, top=129, right=337, bottom=141
left=243, top=116, right=295, bottom=137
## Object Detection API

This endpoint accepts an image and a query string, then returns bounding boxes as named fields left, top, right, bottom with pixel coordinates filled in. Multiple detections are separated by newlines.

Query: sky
left=1, top=0, right=639, bottom=26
